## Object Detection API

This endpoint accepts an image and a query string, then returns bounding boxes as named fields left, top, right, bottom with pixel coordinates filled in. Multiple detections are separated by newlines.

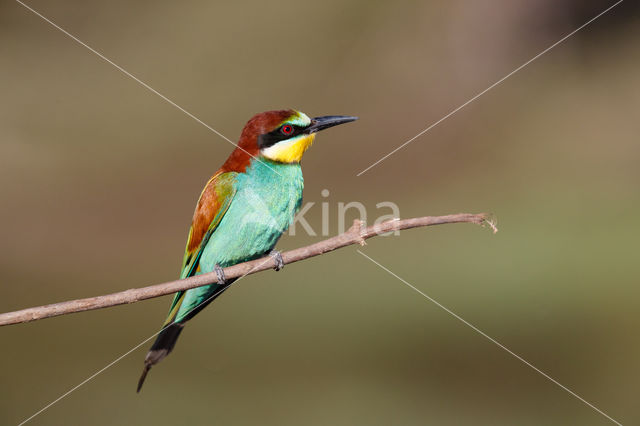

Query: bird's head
left=228, top=110, right=357, bottom=168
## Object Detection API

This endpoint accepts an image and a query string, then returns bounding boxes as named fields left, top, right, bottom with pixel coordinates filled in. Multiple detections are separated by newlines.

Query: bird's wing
left=162, top=171, right=237, bottom=326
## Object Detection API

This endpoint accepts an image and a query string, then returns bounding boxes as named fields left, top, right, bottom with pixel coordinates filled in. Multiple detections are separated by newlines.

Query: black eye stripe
left=258, top=124, right=305, bottom=149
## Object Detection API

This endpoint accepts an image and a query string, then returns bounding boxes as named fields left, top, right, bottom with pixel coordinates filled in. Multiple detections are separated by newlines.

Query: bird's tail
left=137, top=322, right=184, bottom=392
left=137, top=282, right=234, bottom=392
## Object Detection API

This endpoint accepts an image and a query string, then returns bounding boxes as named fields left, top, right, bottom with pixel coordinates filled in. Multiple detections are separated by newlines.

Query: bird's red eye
left=281, top=125, right=294, bottom=135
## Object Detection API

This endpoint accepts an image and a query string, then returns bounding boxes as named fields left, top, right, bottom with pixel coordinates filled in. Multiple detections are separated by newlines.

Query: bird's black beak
left=305, top=115, right=358, bottom=134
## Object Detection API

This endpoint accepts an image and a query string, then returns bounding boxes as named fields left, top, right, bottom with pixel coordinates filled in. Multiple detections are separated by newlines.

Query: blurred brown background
left=1, top=0, right=639, bottom=424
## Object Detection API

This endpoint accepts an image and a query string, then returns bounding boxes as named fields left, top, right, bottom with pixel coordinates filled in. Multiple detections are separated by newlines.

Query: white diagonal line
left=15, top=0, right=282, bottom=177
left=357, top=250, right=623, bottom=426
left=17, top=256, right=276, bottom=425
left=14, top=0, right=232, bottom=143
left=17, top=330, right=159, bottom=426
left=356, top=0, right=624, bottom=176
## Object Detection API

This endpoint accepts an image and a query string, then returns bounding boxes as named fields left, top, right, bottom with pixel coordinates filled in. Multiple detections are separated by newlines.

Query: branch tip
left=480, top=213, right=498, bottom=234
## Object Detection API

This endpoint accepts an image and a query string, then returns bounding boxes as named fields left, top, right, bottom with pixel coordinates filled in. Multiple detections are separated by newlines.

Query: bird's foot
left=214, top=264, right=227, bottom=285
left=270, top=250, right=284, bottom=271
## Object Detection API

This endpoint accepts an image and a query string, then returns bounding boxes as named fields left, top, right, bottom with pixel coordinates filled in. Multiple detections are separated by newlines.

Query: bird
left=137, top=109, right=357, bottom=391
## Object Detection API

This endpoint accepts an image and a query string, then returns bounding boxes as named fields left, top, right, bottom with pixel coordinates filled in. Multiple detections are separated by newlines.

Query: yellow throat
left=261, top=133, right=316, bottom=163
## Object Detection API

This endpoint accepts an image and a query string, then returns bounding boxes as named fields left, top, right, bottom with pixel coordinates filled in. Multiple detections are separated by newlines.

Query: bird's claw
left=270, top=250, right=284, bottom=271
left=214, top=264, right=227, bottom=285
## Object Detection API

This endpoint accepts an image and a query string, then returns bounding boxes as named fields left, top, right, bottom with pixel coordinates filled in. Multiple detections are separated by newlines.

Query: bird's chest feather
left=200, top=160, right=303, bottom=269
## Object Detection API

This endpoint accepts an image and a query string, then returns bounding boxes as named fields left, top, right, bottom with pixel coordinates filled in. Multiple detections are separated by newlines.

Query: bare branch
left=0, top=213, right=496, bottom=327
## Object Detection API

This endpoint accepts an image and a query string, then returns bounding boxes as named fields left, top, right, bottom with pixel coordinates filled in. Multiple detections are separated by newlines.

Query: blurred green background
left=1, top=0, right=639, bottom=424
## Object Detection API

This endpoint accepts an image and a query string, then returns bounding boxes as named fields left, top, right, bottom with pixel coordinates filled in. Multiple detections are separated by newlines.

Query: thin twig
left=0, top=213, right=497, bottom=327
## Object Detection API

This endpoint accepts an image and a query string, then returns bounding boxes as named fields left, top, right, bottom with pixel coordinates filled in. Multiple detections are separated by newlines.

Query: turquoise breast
left=199, top=158, right=304, bottom=271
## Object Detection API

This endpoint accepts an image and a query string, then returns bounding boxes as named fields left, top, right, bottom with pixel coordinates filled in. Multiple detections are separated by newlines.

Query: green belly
left=175, top=159, right=303, bottom=321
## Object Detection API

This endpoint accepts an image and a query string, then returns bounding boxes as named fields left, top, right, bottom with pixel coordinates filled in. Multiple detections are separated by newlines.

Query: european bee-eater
left=137, top=109, right=357, bottom=391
